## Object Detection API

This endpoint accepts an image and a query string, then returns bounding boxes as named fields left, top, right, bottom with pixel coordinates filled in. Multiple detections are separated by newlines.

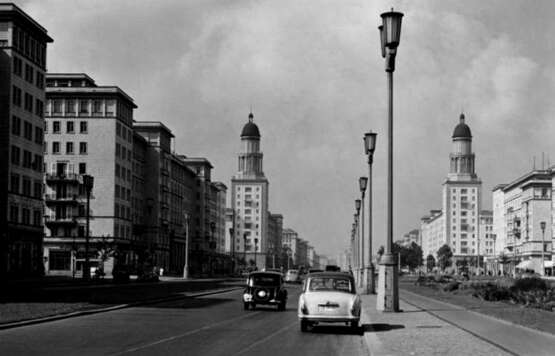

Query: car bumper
left=298, top=315, right=359, bottom=322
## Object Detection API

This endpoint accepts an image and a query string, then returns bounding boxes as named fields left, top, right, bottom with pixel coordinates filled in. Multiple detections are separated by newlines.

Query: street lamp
left=243, top=232, right=248, bottom=268
left=358, top=177, right=368, bottom=290
left=254, top=238, right=259, bottom=270
left=82, top=174, right=94, bottom=280
left=377, top=8, right=403, bottom=312
left=364, top=132, right=377, bottom=294
left=355, top=201, right=361, bottom=285
left=540, top=221, right=546, bottom=276
left=183, top=213, right=190, bottom=279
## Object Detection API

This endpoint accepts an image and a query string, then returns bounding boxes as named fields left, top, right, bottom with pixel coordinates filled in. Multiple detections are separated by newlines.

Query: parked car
left=298, top=272, right=361, bottom=332
left=324, top=265, right=341, bottom=272
left=285, top=269, right=300, bottom=283
left=243, top=272, right=287, bottom=311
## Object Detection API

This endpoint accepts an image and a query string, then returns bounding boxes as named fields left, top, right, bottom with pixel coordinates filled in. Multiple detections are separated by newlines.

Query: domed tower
left=441, top=113, right=482, bottom=261
left=448, top=113, right=476, bottom=179
left=231, top=112, right=269, bottom=271
left=237, top=113, right=265, bottom=179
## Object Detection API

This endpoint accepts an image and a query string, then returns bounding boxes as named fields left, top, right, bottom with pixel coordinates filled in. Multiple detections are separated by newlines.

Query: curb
left=0, top=287, right=243, bottom=331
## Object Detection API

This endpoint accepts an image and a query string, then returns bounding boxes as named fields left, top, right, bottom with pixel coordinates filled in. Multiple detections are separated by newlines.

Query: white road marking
left=110, top=311, right=261, bottom=355
left=231, top=320, right=297, bottom=356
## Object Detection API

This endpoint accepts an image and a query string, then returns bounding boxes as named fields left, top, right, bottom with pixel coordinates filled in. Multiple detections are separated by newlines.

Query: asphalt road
left=0, top=284, right=369, bottom=356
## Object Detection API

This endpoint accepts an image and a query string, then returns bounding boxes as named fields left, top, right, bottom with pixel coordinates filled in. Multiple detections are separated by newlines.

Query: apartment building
left=0, top=3, right=52, bottom=277
left=43, top=73, right=136, bottom=277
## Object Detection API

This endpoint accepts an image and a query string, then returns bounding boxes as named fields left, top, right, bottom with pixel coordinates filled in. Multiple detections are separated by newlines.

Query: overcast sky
left=21, top=0, right=555, bottom=259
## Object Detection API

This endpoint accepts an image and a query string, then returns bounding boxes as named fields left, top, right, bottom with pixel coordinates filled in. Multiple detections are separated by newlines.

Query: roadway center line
left=110, top=311, right=261, bottom=355
left=230, top=320, right=297, bottom=356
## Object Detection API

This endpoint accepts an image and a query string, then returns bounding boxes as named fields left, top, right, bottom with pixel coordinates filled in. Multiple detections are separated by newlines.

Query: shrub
left=511, top=277, right=547, bottom=292
left=442, top=281, right=460, bottom=292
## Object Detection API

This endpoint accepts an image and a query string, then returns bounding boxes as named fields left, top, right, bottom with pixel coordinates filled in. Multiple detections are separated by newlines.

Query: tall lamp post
left=377, top=8, right=403, bottom=312
left=183, top=213, right=190, bottom=279
left=254, top=238, right=259, bottom=270
left=243, top=232, right=248, bottom=268
left=358, top=178, right=368, bottom=290
left=82, top=174, right=94, bottom=280
left=355, top=200, right=361, bottom=285
left=364, top=132, right=377, bottom=294
left=540, top=221, right=546, bottom=276
left=352, top=221, right=357, bottom=281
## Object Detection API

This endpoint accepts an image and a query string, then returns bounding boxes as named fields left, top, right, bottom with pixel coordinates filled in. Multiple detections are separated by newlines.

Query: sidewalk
left=359, top=293, right=511, bottom=356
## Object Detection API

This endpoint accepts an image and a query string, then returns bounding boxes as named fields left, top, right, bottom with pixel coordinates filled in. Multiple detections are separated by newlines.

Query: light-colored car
left=285, top=269, right=299, bottom=283
left=297, top=272, right=361, bottom=332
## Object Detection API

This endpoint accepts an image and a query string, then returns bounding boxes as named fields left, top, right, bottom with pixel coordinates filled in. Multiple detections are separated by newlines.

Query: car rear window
left=308, top=277, right=354, bottom=293
left=251, top=275, right=280, bottom=286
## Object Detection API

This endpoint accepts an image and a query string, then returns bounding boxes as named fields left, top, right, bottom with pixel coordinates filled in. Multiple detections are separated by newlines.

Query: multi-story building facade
left=231, top=113, right=269, bottom=270
left=43, top=73, right=136, bottom=277
left=0, top=4, right=52, bottom=277
left=397, top=229, right=420, bottom=247
left=212, top=182, right=228, bottom=255
left=266, top=212, right=283, bottom=268
left=282, top=227, right=297, bottom=269
left=420, top=210, right=444, bottom=260
left=491, top=170, right=552, bottom=275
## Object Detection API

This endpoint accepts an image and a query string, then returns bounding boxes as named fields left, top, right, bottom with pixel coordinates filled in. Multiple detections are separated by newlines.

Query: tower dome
left=241, top=112, right=261, bottom=139
left=452, top=113, right=472, bottom=139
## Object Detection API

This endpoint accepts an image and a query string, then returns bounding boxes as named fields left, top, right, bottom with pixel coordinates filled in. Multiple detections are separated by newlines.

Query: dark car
left=242, top=272, right=287, bottom=311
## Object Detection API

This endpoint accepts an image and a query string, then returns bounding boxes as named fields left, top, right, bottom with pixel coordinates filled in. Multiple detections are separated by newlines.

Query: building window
left=93, top=100, right=102, bottom=115
left=49, top=250, right=71, bottom=270
left=79, top=142, right=87, bottom=154
left=13, top=56, right=22, bottom=76
left=9, top=205, right=18, bottom=223
left=36, top=72, right=44, bottom=89
left=66, top=121, right=74, bottom=133
left=24, top=63, right=34, bottom=83
left=34, top=126, right=43, bottom=144
left=23, top=93, right=33, bottom=112
left=33, top=210, right=41, bottom=226
left=35, top=99, right=43, bottom=117
left=79, top=121, right=88, bottom=133
left=12, top=86, right=22, bottom=106
left=23, top=121, right=33, bottom=140
left=66, top=142, right=74, bottom=154
left=33, top=181, right=42, bottom=198
left=66, top=99, right=76, bottom=115
left=22, top=177, right=31, bottom=196
left=52, top=141, right=60, bottom=154
left=53, top=121, right=61, bottom=133
left=79, top=100, right=88, bottom=115
left=106, top=100, right=116, bottom=116
left=10, top=174, right=19, bottom=193
left=11, top=116, right=21, bottom=136
left=22, top=150, right=32, bottom=168
left=11, top=145, right=20, bottom=165
left=79, top=163, right=86, bottom=174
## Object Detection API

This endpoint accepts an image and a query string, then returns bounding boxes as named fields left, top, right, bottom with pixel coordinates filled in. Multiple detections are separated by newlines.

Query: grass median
left=400, top=276, right=555, bottom=335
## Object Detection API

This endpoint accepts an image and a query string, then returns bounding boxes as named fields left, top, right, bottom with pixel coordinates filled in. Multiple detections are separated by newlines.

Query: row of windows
left=12, top=85, right=44, bottom=116
left=115, top=184, right=131, bottom=201
left=115, top=143, right=132, bottom=162
left=11, top=115, right=43, bottom=143
left=116, top=122, right=133, bottom=143
left=48, top=99, right=116, bottom=117
left=49, top=141, right=87, bottom=155
left=115, top=164, right=132, bottom=182
left=9, top=205, right=42, bottom=226
left=47, top=120, right=88, bottom=134
left=11, top=145, right=42, bottom=171
left=12, top=26, right=47, bottom=68
left=115, top=203, right=131, bottom=220
left=114, top=223, right=131, bottom=239
left=10, top=174, right=42, bottom=198
left=13, top=56, right=44, bottom=89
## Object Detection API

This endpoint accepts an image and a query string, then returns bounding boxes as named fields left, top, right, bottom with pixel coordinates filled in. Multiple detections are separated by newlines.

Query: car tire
left=278, top=301, right=286, bottom=311
left=300, top=320, right=308, bottom=332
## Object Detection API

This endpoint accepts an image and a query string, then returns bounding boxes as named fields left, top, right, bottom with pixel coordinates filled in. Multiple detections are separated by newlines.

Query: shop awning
left=516, top=259, right=536, bottom=270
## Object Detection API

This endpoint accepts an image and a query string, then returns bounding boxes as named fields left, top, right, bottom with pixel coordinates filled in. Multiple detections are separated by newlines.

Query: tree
left=436, top=244, right=453, bottom=271
left=426, top=254, right=435, bottom=272
left=405, top=242, right=423, bottom=270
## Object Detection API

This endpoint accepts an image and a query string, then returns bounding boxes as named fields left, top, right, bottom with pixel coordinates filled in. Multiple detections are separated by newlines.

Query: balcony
left=44, top=194, right=81, bottom=205
left=44, top=215, right=77, bottom=227
left=45, top=172, right=80, bottom=184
